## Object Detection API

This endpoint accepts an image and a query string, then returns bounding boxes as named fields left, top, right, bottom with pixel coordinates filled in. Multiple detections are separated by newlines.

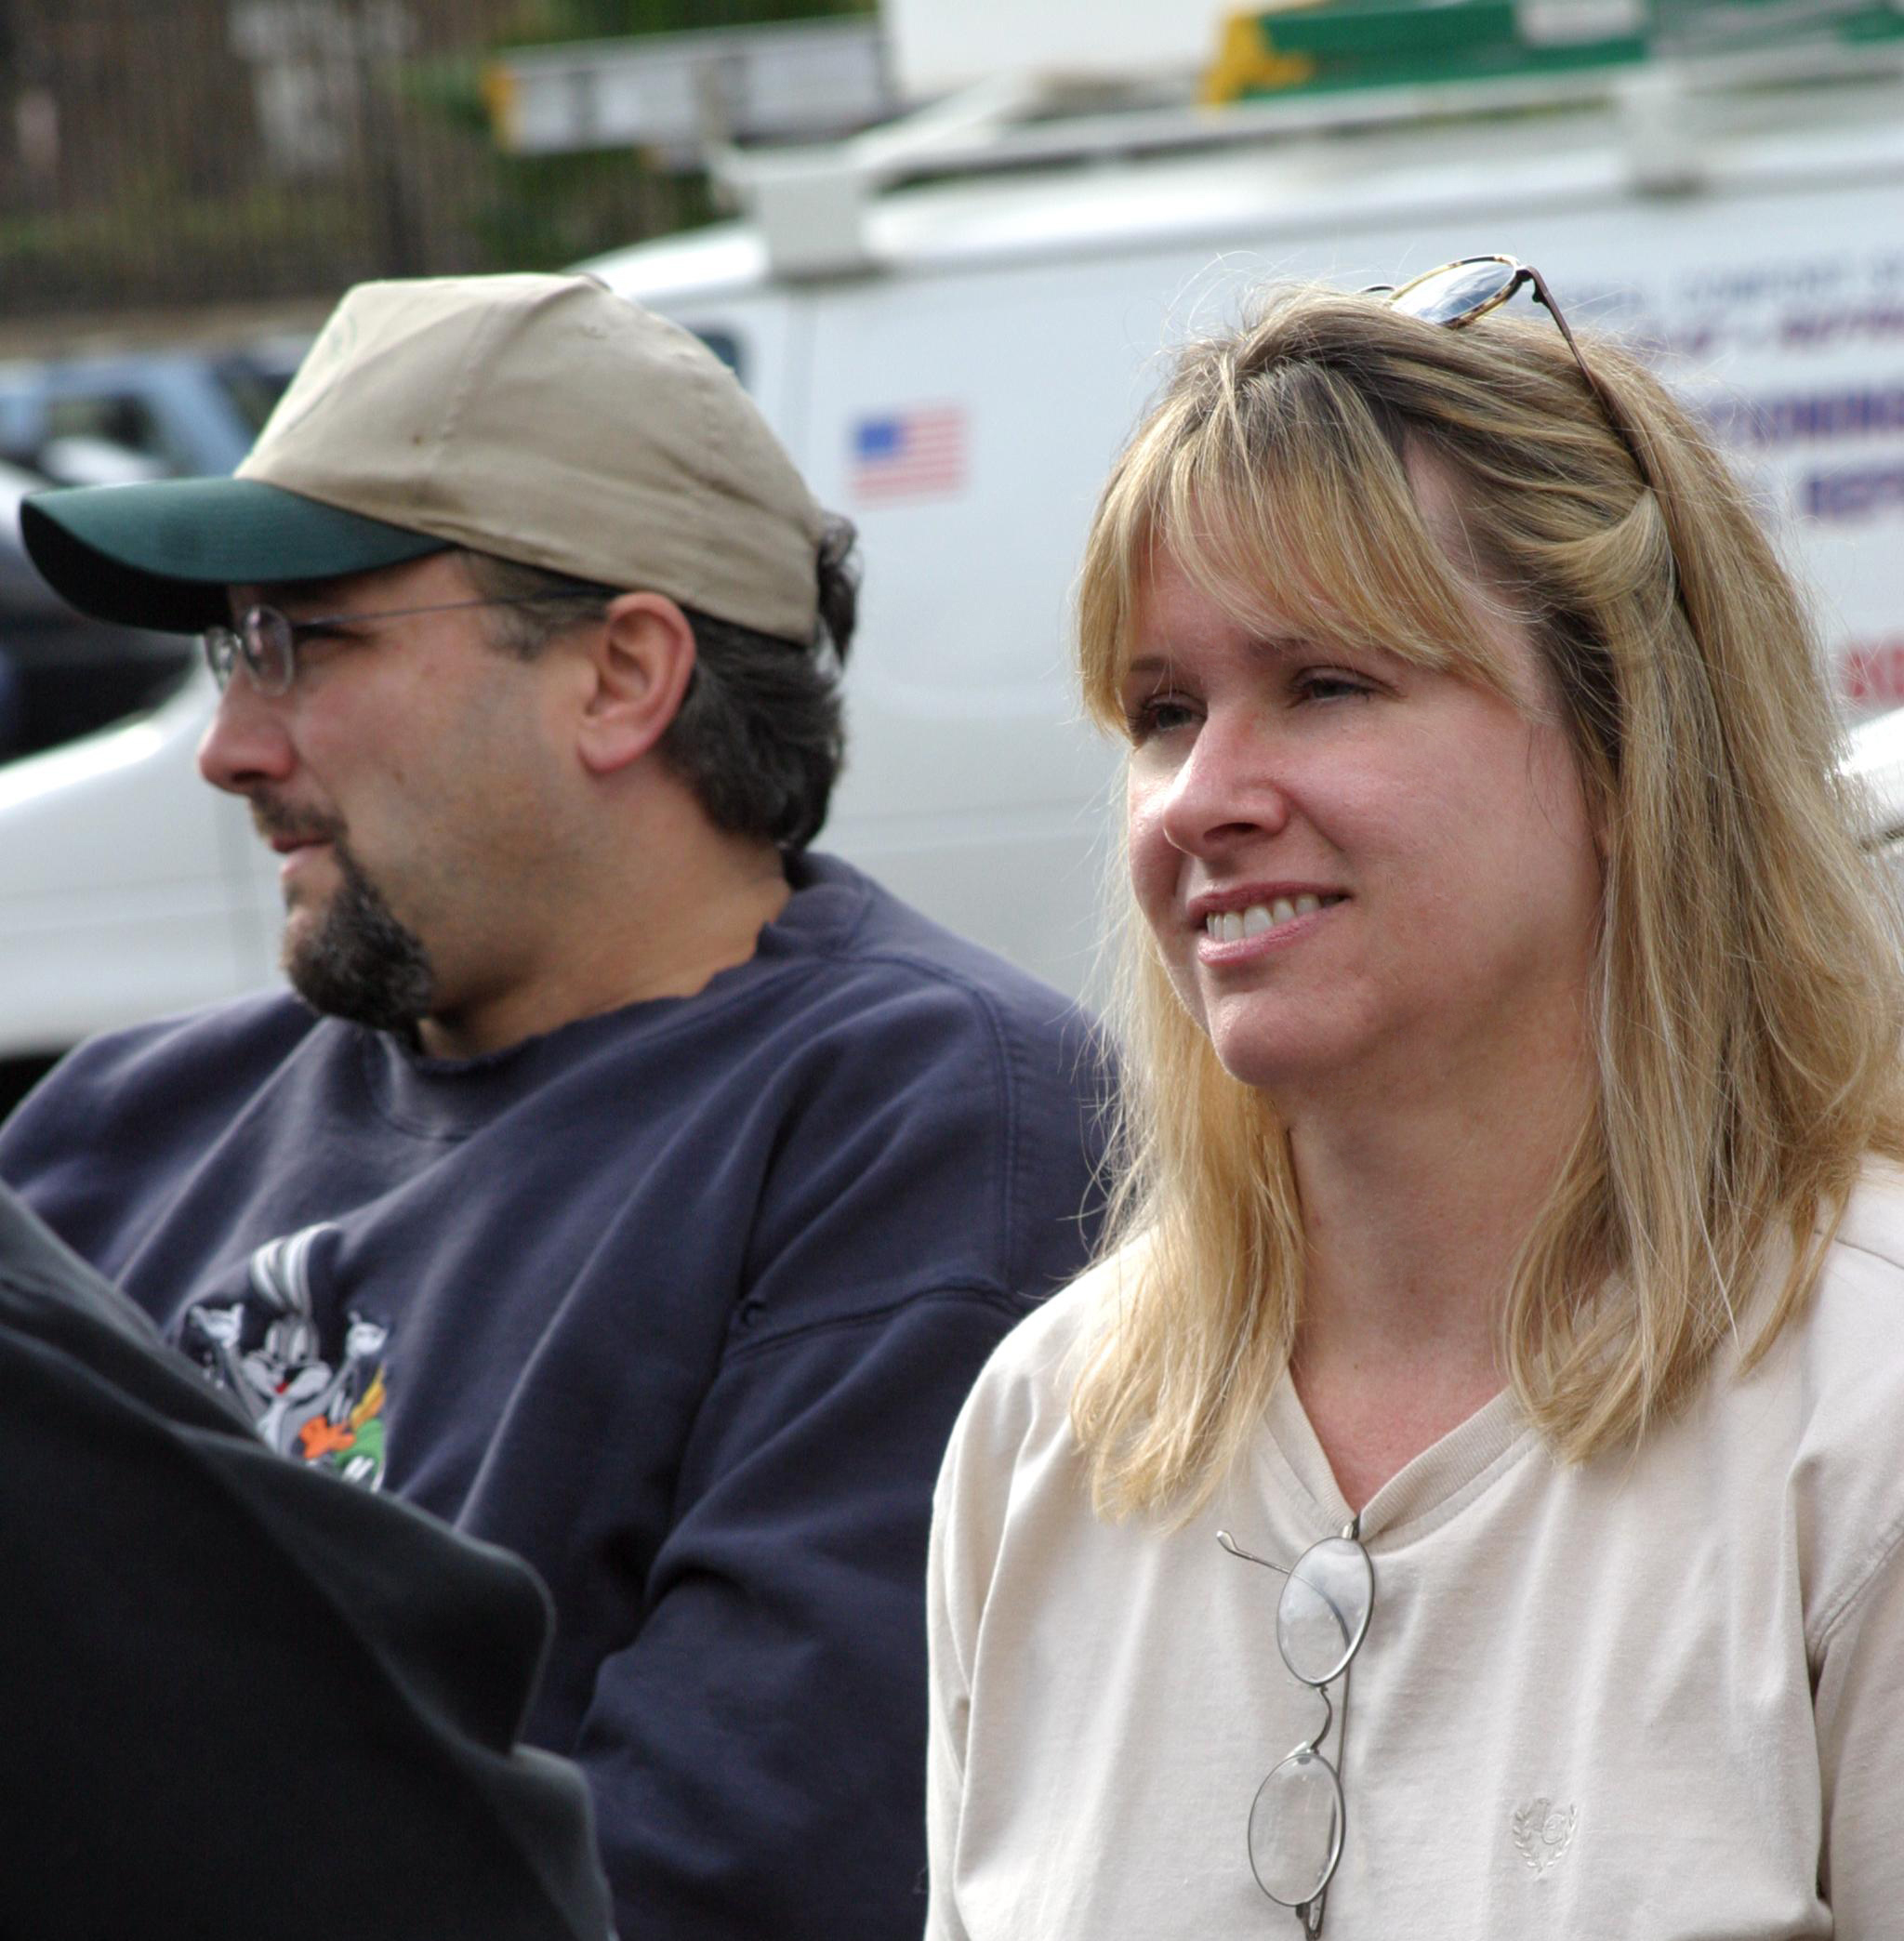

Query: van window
left=0, top=604, right=192, bottom=769
left=214, top=350, right=300, bottom=435
left=688, top=326, right=746, bottom=387
left=0, top=471, right=192, bottom=768
left=42, top=392, right=192, bottom=476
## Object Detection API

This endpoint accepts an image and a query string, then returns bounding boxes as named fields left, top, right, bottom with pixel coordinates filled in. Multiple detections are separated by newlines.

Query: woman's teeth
left=1204, top=894, right=1341, bottom=943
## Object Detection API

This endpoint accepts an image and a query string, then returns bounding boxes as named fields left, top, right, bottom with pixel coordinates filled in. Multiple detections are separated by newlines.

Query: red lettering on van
left=1843, top=640, right=1904, bottom=704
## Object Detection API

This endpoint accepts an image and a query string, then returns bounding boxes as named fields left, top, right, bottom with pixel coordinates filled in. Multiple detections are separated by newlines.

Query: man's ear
left=575, top=591, right=696, bottom=776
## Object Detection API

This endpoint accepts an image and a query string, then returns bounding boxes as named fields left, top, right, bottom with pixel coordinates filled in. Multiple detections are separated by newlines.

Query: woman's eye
left=1126, top=695, right=1198, bottom=742
left=1292, top=668, right=1372, bottom=704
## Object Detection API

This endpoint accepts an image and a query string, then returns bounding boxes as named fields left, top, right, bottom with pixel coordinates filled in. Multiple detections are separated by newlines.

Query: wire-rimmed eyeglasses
left=202, top=590, right=600, bottom=698
left=1364, top=252, right=1658, bottom=501
left=1218, top=1521, right=1374, bottom=1935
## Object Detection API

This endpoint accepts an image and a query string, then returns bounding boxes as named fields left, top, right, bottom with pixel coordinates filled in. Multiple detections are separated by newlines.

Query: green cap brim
left=19, top=477, right=448, bottom=635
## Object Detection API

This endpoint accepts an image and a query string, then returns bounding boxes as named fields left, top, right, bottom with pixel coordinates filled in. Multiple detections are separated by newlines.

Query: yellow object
left=350, top=1367, right=387, bottom=1432
left=480, top=59, right=521, bottom=152
left=1202, top=7, right=1322, bottom=105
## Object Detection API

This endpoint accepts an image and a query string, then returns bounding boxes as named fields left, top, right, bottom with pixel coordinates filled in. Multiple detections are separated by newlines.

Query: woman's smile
left=1192, top=889, right=1348, bottom=962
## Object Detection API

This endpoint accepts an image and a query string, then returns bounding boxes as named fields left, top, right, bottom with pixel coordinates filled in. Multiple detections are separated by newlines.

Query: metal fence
left=0, top=0, right=701, bottom=332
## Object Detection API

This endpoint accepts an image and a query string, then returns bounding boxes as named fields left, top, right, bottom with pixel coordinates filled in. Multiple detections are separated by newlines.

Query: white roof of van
left=583, top=67, right=1904, bottom=306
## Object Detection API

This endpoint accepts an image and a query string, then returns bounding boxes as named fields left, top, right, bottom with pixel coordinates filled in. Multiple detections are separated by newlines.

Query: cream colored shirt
left=926, top=1170, right=1904, bottom=1939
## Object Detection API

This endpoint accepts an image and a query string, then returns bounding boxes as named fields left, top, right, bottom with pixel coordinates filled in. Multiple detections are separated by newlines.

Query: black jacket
left=0, top=1184, right=613, bottom=1940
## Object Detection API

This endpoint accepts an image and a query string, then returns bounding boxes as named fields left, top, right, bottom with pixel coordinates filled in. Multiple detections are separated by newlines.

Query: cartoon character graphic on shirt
left=178, top=1221, right=390, bottom=1488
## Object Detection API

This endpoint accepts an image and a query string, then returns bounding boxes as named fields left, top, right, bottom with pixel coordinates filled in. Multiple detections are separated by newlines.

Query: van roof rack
left=716, top=21, right=1904, bottom=278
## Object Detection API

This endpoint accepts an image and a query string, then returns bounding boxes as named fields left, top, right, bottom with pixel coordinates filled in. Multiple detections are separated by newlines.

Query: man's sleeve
left=558, top=976, right=1103, bottom=1941
left=573, top=1288, right=1025, bottom=1941
left=0, top=1195, right=615, bottom=1941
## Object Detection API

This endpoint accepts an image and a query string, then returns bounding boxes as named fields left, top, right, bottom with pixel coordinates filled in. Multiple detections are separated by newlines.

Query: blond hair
left=1072, top=282, right=1904, bottom=1520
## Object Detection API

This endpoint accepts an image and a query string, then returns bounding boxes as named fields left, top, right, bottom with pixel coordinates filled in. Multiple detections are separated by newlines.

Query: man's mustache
left=249, top=797, right=348, bottom=847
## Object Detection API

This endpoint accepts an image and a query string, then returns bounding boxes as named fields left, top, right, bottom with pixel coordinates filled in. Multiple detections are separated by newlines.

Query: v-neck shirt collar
left=1255, top=1371, right=1537, bottom=1545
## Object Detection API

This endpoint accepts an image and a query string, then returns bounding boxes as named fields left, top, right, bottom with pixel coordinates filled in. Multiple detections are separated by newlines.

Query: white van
left=1, top=46, right=1902, bottom=1078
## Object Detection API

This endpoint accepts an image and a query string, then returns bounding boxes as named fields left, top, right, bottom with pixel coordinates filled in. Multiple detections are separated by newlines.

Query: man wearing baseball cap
left=0, top=273, right=1105, bottom=1940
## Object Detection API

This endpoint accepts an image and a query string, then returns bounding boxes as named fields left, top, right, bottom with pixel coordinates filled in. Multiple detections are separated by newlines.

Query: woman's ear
left=575, top=591, right=697, bottom=776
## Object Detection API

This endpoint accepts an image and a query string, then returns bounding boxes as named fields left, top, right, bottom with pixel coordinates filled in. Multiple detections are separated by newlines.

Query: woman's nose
left=1156, top=714, right=1293, bottom=857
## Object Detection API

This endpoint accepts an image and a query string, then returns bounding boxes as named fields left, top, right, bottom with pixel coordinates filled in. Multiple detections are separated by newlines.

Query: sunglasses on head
left=1364, top=253, right=1657, bottom=496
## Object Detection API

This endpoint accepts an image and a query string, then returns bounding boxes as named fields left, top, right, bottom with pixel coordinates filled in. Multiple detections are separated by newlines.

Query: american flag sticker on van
left=849, top=405, right=967, bottom=503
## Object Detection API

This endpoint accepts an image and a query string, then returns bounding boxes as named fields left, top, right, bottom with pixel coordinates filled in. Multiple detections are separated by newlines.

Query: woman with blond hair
left=924, top=257, right=1904, bottom=1939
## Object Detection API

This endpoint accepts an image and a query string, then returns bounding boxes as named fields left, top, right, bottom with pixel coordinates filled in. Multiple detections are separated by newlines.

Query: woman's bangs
left=1080, top=346, right=1531, bottom=731
left=1078, top=414, right=1183, bottom=727
left=1151, top=385, right=1509, bottom=688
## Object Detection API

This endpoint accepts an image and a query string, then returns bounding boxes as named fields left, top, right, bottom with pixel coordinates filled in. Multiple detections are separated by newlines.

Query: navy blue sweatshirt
left=0, top=852, right=1107, bottom=1941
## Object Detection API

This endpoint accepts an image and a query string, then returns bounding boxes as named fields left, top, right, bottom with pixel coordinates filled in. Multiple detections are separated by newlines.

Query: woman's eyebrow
left=1121, top=636, right=1311, bottom=683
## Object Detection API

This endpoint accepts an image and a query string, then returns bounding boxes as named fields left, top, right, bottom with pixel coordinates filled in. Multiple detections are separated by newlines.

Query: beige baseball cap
left=20, top=272, right=828, bottom=641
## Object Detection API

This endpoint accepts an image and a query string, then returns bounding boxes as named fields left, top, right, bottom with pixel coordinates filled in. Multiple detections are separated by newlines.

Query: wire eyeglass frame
left=1218, top=1520, right=1374, bottom=1936
left=202, top=590, right=601, bottom=697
